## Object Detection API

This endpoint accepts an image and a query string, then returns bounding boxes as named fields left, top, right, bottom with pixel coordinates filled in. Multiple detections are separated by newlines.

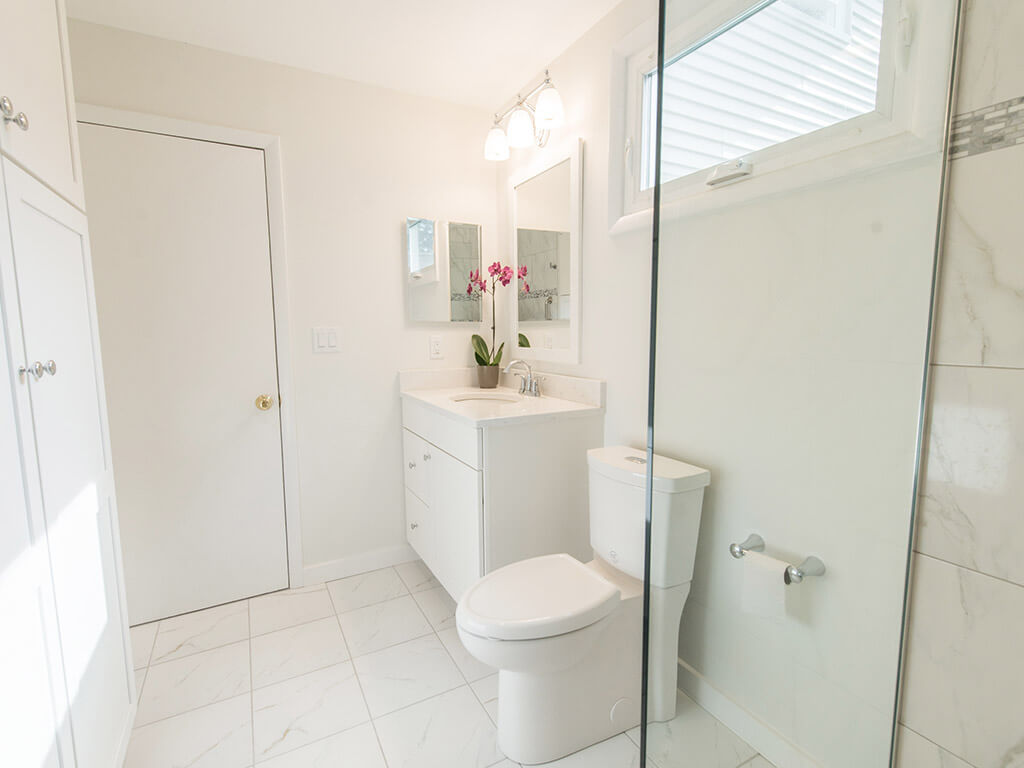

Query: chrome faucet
left=503, top=359, right=543, bottom=397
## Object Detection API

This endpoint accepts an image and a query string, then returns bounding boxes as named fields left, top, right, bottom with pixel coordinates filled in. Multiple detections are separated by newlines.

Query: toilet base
left=497, top=597, right=642, bottom=765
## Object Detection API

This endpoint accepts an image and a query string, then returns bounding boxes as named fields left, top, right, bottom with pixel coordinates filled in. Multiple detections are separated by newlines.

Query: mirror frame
left=510, top=138, right=583, bottom=364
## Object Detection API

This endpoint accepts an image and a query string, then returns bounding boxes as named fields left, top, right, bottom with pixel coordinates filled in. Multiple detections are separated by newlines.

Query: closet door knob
left=255, top=394, right=274, bottom=411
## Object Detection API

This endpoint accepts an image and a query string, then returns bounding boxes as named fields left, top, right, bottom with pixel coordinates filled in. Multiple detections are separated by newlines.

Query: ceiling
left=66, top=0, right=623, bottom=109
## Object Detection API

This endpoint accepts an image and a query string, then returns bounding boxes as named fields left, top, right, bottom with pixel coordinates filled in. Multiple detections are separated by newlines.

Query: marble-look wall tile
left=932, top=145, right=1024, bottom=367
left=900, top=554, right=1024, bottom=768
left=896, top=727, right=976, bottom=768
left=918, top=365, right=1024, bottom=586
left=953, top=0, right=1024, bottom=114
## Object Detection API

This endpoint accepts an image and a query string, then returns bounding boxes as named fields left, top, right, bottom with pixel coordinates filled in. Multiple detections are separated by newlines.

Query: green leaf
left=518, top=333, right=531, bottom=348
left=493, top=342, right=504, bottom=366
left=471, top=334, right=490, bottom=364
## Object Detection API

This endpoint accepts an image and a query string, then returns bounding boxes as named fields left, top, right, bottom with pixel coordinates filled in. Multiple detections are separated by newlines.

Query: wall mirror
left=511, top=138, right=582, bottom=362
left=406, top=218, right=483, bottom=323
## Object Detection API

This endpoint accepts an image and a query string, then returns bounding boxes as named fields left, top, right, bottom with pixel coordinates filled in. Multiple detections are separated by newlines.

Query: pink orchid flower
left=523, top=282, right=530, bottom=293
left=517, top=265, right=527, bottom=278
left=488, top=261, right=502, bottom=276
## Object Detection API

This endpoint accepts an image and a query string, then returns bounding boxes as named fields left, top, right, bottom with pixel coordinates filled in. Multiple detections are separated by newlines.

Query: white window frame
left=610, top=0, right=953, bottom=233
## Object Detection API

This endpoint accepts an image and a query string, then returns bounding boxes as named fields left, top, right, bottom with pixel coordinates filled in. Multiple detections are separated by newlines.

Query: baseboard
left=301, top=544, right=418, bottom=586
left=677, top=659, right=820, bottom=768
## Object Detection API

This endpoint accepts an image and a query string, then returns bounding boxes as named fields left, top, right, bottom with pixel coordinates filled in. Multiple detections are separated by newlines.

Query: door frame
left=76, top=104, right=304, bottom=587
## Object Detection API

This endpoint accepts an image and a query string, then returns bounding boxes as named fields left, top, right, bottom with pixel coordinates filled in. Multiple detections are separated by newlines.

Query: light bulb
left=534, top=85, right=564, bottom=130
left=506, top=106, right=535, bottom=148
left=484, top=125, right=509, bottom=161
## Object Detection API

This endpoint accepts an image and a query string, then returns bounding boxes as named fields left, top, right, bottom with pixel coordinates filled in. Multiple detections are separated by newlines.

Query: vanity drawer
left=402, top=429, right=429, bottom=502
left=402, top=398, right=481, bottom=469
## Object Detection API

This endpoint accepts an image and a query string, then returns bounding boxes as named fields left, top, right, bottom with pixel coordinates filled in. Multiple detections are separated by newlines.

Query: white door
left=77, top=123, right=289, bottom=624
left=0, top=176, right=74, bottom=768
left=3, top=159, right=133, bottom=767
left=0, top=0, right=84, bottom=206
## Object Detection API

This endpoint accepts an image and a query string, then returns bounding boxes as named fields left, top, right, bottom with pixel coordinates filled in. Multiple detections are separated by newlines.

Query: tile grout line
left=912, top=550, right=1024, bottom=590
left=248, top=600, right=256, bottom=767
left=898, top=723, right=980, bottom=768
left=328, top=567, right=393, bottom=768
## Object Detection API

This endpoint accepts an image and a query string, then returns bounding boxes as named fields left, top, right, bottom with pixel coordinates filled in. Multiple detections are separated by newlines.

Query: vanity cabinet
left=0, top=0, right=85, bottom=208
left=400, top=392, right=603, bottom=601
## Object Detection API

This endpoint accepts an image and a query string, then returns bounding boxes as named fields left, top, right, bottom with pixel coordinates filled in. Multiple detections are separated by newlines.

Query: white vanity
left=399, top=370, right=604, bottom=600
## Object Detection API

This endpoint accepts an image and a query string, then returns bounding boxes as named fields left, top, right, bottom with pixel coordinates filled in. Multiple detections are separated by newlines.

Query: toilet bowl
left=455, top=446, right=710, bottom=765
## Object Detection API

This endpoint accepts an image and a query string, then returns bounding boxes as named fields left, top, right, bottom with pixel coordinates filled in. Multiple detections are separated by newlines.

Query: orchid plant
left=467, top=261, right=529, bottom=366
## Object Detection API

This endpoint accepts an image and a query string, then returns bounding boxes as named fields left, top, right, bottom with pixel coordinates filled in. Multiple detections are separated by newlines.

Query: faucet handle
left=513, top=372, right=529, bottom=393
left=529, top=376, right=545, bottom=397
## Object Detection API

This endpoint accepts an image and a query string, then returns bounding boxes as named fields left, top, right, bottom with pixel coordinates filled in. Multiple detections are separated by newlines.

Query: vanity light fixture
left=484, top=70, right=564, bottom=161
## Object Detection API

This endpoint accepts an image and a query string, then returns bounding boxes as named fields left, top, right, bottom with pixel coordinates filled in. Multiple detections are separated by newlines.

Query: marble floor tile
left=374, top=686, right=502, bottom=768
left=130, top=622, right=158, bottom=669
left=136, top=640, right=250, bottom=726
left=255, top=722, right=386, bottom=768
left=249, top=584, right=335, bottom=636
left=395, top=559, right=441, bottom=593
left=412, top=585, right=457, bottom=630
left=628, top=692, right=757, bottom=768
left=252, top=615, right=349, bottom=689
left=327, top=566, right=408, bottom=613
left=470, top=673, right=498, bottom=705
left=149, top=600, right=249, bottom=665
left=337, top=594, right=432, bottom=656
left=252, top=661, right=369, bottom=762
left=353, top=634, right=464, bottom=717
left=437, top=627, right=494, bottom=682
left=537, top=734, right=641, bottom=767
left=125, top=694, right=252, bottom=768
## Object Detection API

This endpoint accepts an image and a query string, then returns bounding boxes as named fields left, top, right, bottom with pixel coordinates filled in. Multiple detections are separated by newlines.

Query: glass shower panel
left=642, top=1, right=961, bottom=767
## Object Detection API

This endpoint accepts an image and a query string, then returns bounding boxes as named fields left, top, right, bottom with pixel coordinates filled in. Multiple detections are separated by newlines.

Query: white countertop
left=400, top=386, right=603, bottom=427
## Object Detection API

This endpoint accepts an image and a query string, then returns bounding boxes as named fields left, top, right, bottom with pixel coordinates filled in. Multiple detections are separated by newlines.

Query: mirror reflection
left=515, top=159, right=571, bottom=324
left=406, top=217, right=436, bottom=281
left=449, top=222, right=482, bottom=322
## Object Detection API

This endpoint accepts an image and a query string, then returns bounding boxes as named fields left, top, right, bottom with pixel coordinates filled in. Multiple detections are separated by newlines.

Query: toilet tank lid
left=587, top=446, right=710, bottom=493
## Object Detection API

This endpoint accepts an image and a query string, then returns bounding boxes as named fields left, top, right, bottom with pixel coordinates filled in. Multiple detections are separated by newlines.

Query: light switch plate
left=313, top=327, right=340, bottom=354
left=429, top=335, right=443, bottom=360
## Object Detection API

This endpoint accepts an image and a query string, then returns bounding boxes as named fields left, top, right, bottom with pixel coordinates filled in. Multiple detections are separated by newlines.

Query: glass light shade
left=506, top=107, right=535, bottom=148
left=484, top=125, right=509, bottom=161
left=534, top=85, right=564, bottom=130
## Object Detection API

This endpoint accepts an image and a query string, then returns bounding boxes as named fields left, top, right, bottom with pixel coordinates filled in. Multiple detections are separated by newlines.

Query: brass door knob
left=255, top=394, right=274, bottom=411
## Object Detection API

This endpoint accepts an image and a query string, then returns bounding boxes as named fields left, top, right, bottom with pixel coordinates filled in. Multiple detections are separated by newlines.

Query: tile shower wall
left=898, top=2, right=1024, bottom=766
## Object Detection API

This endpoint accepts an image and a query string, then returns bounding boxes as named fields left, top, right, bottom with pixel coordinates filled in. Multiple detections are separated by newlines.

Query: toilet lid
left=456, top=554, right=620, bottom=641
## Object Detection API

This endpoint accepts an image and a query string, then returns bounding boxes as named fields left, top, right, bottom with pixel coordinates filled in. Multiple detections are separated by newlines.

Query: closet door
left=0, top=178, right=74, bottom=767
left=3, top=159, right=133, bottom=768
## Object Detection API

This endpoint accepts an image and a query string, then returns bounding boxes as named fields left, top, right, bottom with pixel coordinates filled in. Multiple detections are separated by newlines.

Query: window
left=638, top=0, right=885, bottom=190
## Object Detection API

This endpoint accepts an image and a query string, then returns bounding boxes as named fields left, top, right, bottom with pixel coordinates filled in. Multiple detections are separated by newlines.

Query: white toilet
left=455, top=445, right=710, bottom=765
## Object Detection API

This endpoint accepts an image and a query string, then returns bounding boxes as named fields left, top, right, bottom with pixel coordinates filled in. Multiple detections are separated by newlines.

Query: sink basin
left=450, top=393, right=521, bottom=404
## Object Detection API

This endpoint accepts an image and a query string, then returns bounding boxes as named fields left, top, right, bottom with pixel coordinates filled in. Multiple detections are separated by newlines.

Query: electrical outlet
left=429, top=335, right=443, bottom=360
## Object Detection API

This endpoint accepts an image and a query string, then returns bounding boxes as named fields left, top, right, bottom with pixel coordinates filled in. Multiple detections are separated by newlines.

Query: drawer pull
left=408, top=461, right=416, bottom=469
left=410, top=522, right=419, bottom=530
left=423, top=453, right=431, bottom=461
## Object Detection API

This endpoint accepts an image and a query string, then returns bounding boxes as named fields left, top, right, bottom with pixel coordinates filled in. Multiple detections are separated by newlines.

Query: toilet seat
left=457, top=553, right=620, bottom=641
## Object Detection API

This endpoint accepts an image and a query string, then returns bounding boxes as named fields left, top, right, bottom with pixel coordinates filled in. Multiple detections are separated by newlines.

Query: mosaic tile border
left=949, top=95, right=1024, bottom=160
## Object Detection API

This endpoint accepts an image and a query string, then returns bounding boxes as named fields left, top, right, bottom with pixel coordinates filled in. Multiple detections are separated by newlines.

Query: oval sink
left=450, top=393, right=521, bottom=404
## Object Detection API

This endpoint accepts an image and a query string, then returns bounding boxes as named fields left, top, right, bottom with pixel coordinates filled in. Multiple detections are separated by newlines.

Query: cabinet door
left=430, top=449, right=482, bottom=601
left=3, top=160, right=132, bottom=767
left=402, top=428, right=430, bottom=503
left=0, top=182, right=73, bottom=767
left=0, top=0, right=83, bottom=207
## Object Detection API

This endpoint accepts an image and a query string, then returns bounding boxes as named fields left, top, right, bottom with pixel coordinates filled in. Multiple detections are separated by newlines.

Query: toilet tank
left=587, top=446, right=710, bottom=588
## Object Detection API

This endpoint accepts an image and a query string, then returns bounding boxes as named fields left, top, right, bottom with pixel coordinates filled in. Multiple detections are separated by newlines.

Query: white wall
left=498, top=0, right=657, bottom=447
left=66, top=20, right=498, bottom=579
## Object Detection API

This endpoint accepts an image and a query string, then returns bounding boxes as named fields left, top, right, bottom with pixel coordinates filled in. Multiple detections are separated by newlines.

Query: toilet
left=455, top=445, right=710, bottom=765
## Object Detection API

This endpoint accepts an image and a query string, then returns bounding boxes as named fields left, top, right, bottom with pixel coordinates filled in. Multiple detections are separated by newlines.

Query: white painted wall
left=66, top=20, right=498, bottom=579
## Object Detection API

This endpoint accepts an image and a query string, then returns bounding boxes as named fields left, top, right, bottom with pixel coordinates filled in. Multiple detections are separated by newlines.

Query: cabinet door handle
left=43, top=360, right=56, bottom=376
left=0, top=96, right=29, bottom=131
left=423, top=453, right=431, bottom=461
left=17, top=361, right=44, bottom=380
left=408, top=461, right=416, bottom=469
left=410, top=522, right=419, bottom=530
